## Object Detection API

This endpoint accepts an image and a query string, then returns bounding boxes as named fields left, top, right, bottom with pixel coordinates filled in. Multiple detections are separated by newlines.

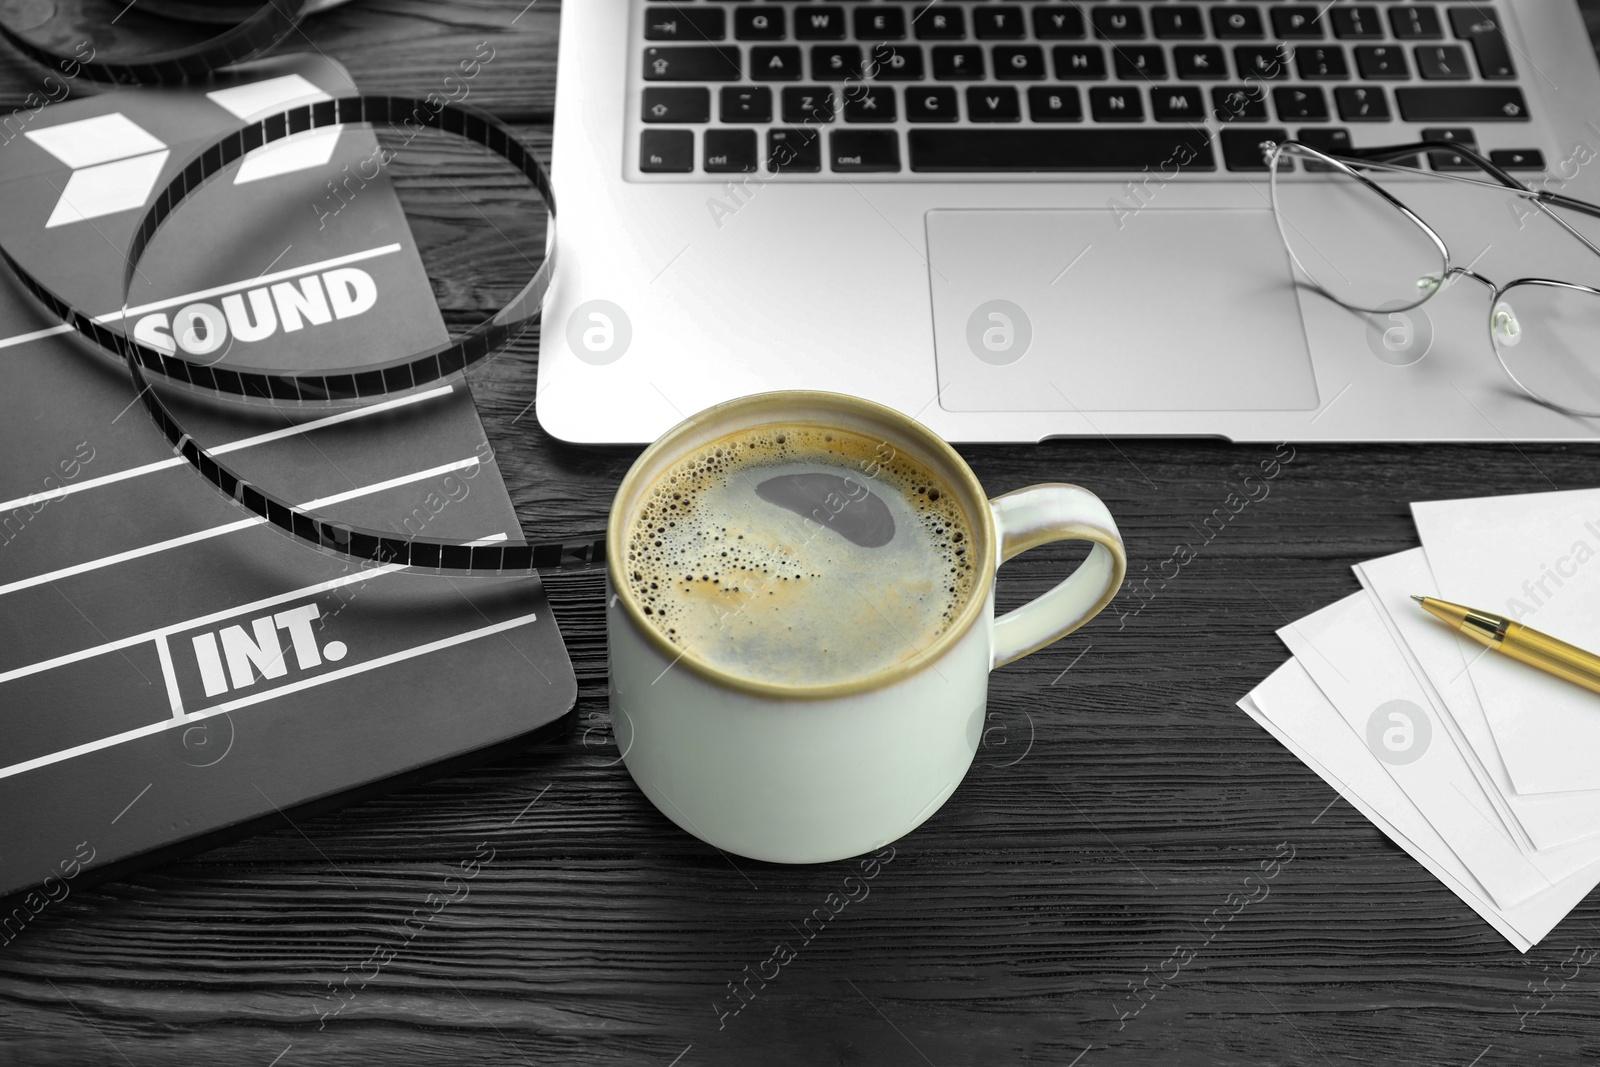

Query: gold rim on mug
left=606, top=390, right=999, bottom=701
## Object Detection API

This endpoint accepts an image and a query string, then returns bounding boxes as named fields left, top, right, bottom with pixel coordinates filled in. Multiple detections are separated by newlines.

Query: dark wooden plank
left=0, top=0, right=559, bottom=120
left=4, top=3, right=1600, bottom=1066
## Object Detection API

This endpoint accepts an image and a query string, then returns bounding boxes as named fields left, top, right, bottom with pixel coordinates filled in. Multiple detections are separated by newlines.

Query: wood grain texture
left=5, top=3, right=1600, bottom=1065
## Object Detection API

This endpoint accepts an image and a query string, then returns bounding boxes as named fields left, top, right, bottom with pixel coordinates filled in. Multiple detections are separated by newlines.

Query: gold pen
left=1413, top=596, right=1600, bottom=697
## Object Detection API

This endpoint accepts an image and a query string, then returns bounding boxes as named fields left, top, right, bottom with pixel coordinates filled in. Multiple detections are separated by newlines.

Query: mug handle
left=988, top=484, right=1127, bottom=669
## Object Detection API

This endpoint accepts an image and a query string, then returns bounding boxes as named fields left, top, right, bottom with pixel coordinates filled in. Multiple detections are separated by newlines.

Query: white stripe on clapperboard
left=0, top=455, right=486, bottom=596
left=0, top=385, right=452, bottom=514
left=0, top=598, right=534, bottom=783
left=0, top=241, right=526, bottom=779
left=0, top=244, right=422, bottom=510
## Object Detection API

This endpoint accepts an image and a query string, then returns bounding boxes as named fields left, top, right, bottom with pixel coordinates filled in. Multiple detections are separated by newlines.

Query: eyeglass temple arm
left=1337, top=140, right=1526, bottom=187
left=1326, top=140, right=1600, bottom=253
left=1334, top=140, right=1600, bottom=223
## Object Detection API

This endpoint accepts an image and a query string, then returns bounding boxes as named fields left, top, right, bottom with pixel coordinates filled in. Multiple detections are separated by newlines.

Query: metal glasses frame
left=1268, top=139, right=1600, bottom=417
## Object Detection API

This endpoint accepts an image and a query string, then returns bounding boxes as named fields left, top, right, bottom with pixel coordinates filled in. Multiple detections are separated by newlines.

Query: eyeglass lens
left=1270, top=146, right=1447, bottom=315
left=1493, top=282, right=1600, bottom=417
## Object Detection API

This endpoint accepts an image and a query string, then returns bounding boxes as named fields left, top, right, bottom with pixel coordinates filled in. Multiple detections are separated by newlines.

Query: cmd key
left=830, top=130, right=902, bottom=172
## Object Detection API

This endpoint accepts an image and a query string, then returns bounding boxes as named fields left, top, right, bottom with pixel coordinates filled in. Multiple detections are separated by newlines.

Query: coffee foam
left=623, top=425, right=978, bottom=687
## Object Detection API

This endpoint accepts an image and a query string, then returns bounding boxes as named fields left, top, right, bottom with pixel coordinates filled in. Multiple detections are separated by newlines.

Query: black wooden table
left=6, top=3, right=1600, bottom=1064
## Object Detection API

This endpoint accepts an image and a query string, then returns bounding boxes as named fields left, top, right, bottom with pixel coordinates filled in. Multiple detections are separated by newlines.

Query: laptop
left=540, top=2, right=1600, bottom=444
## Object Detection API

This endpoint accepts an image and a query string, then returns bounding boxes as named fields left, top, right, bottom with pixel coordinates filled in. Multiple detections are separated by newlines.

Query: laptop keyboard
left=630, top=1, right=1545, bottom=178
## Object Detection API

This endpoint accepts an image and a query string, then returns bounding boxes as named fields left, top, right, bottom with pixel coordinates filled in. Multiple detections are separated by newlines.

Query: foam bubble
left=624, top=425, right=977, bottom=687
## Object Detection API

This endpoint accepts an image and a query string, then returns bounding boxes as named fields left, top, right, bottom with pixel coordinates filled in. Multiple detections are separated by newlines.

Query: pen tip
left=1411, top=594, right=1426, bottom=604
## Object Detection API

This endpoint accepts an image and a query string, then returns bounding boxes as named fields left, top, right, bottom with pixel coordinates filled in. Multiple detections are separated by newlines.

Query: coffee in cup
left=622, top=424, right=977, bottom=687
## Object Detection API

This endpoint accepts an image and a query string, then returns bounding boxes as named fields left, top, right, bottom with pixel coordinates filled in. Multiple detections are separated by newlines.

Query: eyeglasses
left=1268, top=139, right=1600, bottom=418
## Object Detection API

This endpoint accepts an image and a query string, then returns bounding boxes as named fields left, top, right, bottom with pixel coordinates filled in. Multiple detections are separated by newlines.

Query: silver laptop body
left=541, top=1, right=1600, bottom=444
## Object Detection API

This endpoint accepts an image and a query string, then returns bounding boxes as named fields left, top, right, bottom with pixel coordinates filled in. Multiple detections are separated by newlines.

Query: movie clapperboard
left=0, top=54, right=575, bottom=902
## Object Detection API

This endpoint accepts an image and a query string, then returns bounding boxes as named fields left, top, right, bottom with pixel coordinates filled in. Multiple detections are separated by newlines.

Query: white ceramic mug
left=606, top=391, right=1126, bottom=864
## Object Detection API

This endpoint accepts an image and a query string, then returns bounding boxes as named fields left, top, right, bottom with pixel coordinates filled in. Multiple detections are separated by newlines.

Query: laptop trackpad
left=927, top=209, right=1318, bottom=412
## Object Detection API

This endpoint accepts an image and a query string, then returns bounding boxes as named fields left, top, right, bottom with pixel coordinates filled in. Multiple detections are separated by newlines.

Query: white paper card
left=1358, top=548, right=1600, bottom=850
left=1412, top=488, right=1600, bottom=794
left=1246, top=659, right=1600, bottom=951
left=1280, top=593, right=1594, bottom=907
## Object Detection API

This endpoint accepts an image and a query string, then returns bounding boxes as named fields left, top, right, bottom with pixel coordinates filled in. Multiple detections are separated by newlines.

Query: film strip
left=0, top=0, right=309, bottom=85
left=0, top=95, right=609, bottom=576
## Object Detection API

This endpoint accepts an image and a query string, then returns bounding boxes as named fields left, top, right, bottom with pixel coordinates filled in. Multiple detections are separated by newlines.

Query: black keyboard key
left=907, top=86, right=959, bottom=122
left=1395, top=85, right=1528, bottom=120
left=1490, top=148, right=1545, bottom=170
left=1391, top=6, right=1444, bottom=40
left=751, top=46, right=802, bottom=81
left=1450, top=6, right=1517, bottom=79
left=975, top=5, right=1029, bottom=40
left=767, top=128, right=822, bottom=173
left=912, top=5, right=966, bottom=41
left=1296, top=45, right=1350, bottom=80
left=1356, top=45, right=1410, bottom=80
left=1054, top=45, right=1108, bottom=80
left=907, top=128, right=1215, bottom=172
left=1297, top=127, right=1352, bottom=170
left=1269, top=6, right=1323, bottom=40
left=1335, top=85, right=1390, bottom=121
left=1422, top=126, right=1478, bottom=171
left=644, top=6, right=725, bottom=42
left=1236, top=45, right=1292, bottom=80
left=644, top=46, right=740, bottom=81
left=1089, top=86, right=1143, bottom=122
left=995, top=45, right=1048, bottom=80
left=795, top=7, right=845, bottom=40
left=1114, top=45, right=1166, bottom=81
left=1028, top=85, right=1084, bottom=122
left=1152, top=85, right=1205, bottom=122
left=1153, top=6, right=1206, bottom=40
left=934, top=45, right=986, bottom=79
left=830, top=129, right=901, bottom=172
left=870, top=43, right=926, bottom=80
left=845, top=86, right=897, bottom=122
left=1033, top=6, right=1087, bottom=40
left=720, top=86, right=772, bottom=123
left=1273, top=85, right=1329, bottom=121
left=1091, top=6, right=1146, bottom=41
left=855, top=7, right=907, bottom=41
left=642, top=87, right=710, bottom=123
left=640, top=129, right=694, bottom=172
left=812, top=45, right=863, bottom=81
left=1330, top=6, right=1383, bottom=40
left=1212, top=6, right=1265, bottom=39
left=1213, top=85, right=1268, bottom=122
left=734, top=6, right=785, bottom=42
left=1174, top=46, right=1227, bottom=81
left=1421, top=126, right=1474, bottom=146
left=704, top=129, right=757, bottom=173
left=1417, top=44, right=1471, bottom=80
left=969, top=86, right=1023, bottom=121
left=782, top=86, right=837, bottom=124
left=1221, top=127, right=1288, bottom=171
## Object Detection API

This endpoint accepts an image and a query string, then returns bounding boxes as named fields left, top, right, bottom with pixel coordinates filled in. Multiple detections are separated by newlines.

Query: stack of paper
left=1242, top=487, right=1600, bottom=951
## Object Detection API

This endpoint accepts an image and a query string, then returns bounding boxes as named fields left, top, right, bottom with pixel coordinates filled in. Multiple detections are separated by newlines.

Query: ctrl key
left=640, top=129, right=694, bottom=173
left=705, top=129, right=758, bottom=173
